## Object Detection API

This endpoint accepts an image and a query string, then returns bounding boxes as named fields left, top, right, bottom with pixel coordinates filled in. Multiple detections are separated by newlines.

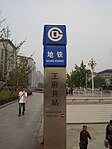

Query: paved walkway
left=67, top=104, right=112, bottom=123
left=67, top=95, right=112, bottom=148
left=0, top=93, right=43, bottom=149
left=0, top=93, right=111, bottom=149
left=67, top=123, right=107, bottom=149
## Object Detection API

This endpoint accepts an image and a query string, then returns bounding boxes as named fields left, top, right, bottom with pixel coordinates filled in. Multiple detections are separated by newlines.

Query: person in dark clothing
left=105, top=120, right=112, bottom=149
left=79, top=125, right=92, bottom=149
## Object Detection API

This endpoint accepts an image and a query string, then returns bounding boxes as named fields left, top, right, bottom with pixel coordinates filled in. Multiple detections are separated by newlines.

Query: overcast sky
left=0, top=0, right=112, bottom=73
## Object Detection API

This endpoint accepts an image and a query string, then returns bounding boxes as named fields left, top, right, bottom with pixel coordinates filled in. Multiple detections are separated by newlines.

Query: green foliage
left=0, top=71, right=2, bottom=80
left=67, top=61, right=90, bottom=87
left=0, top=66, right=3, bottom=82
left=8, top=57, right=32, bottom=87
left=67, top=60, right=107, bottom=89
left=38, top=82, right=44, bottom=88
left=0, top=14, right=28, bottom=100
left=66, top=73, right=74, bottom=87
left=94, top=75, right=106, bottom=88
left=0, top=90, right=17, bottom=99
left=17, top=57, right=31, bottom=86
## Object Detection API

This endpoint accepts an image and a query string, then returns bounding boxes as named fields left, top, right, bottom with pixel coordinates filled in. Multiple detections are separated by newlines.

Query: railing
left=67, top=97, right=112, bottom=104
left=67, top=90, right=112, bottom=97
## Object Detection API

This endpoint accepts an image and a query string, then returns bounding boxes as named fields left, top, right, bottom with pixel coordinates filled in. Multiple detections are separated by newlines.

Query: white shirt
left=19, top=91, right=27, bottom=103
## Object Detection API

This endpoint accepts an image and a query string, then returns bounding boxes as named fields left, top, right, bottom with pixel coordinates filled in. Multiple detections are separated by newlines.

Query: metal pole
left=91, top=67, right=94, bottom=96
left=85, top=73, right=87, bottom=96
left=88, top=58, right=97, bottom=97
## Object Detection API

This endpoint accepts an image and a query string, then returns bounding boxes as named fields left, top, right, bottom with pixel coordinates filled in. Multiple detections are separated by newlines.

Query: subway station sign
left=43, top=25, right=67, bottom=149
left=43, top=25, right=67, bottom=67
left=44, top=46, right=66, bottom=67
left=44, top=67, right=66, bottom=149
left=43, top=25, right=67, bottom=46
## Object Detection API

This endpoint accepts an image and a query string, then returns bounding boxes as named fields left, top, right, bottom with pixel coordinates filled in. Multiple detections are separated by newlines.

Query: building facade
left=27, top=57, right=37, bottom=88
left=36, top=71, right=43, bottom=86
left=0, top=39, right=16, bottom=82
left=98, top=69, right=112, bottom=85
left=0, top=39, right=37, bottom=88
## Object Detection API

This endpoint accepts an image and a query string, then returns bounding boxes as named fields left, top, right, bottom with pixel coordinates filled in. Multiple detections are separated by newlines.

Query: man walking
left=79, top=125, right=92, bottom=149
left=105, top=120, right=112, bottom=149
left=18, top=87, right=27, bottom=116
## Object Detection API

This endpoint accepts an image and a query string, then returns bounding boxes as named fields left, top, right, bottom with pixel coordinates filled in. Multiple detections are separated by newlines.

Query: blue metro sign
left=43, top=46, right=66, bottom=67
left=43, top=25, right=67, bottom=46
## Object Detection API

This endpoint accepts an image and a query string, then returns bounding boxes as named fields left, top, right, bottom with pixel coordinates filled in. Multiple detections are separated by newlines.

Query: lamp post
left=88, top=58, right=97, bottom=96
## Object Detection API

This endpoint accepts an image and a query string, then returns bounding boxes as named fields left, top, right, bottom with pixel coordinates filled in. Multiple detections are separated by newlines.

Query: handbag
left=104, top=139, right=108, bottom=148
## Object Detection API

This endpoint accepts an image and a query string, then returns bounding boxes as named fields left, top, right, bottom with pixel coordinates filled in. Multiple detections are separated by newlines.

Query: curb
left=0, top=100, right=17, bottom=109
left=67, top=122, right=108, bottom=124
left=0, top=94, right=33, bottom=109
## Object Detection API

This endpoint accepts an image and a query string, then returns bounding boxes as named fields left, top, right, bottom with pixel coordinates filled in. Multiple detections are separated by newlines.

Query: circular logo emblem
left=48, top=27, right=63, bottom=42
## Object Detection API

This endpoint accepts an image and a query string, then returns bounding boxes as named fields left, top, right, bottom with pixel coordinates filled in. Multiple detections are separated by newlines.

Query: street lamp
left=88, top=58, right=97, bottom=96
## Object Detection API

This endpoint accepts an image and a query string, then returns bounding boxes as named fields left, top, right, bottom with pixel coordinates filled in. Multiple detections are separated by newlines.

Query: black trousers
left=83, top=144, right=87, bottom=149
left=19, top=103, right=25, bottom=115
left=80, top=144, right=87, bottom=149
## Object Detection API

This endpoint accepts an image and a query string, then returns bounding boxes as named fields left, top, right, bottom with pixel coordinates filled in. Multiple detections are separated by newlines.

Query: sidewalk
left=0, top=93, right=43, bottom=149
left=67, top=123, right=107, bottom=149
left=67, top=95, right=111, bottom=148
left=0, top=93, right=110, bottom=149
left=67, top=104, right=112, bottom=123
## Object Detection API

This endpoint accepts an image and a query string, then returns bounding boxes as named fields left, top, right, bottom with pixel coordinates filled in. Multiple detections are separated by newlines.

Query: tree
left=66, top=73, right=74, bottom=87
left=0, top=12, right=26, bottom=96
left=94, top=75, right=106, bottom=88
left=67, top=61, right=91, bottom=88
left=0, top=12, right=11, bottom=96
left=38, top=82, right=44, bottom=88
left=8, top=56, right=32, bottom=87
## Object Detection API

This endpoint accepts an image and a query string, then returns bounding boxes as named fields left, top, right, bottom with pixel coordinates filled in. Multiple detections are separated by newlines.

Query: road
left=0, top=93, right=43, bottom=149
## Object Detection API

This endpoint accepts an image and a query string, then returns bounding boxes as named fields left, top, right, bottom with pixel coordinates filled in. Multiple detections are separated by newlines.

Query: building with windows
left=36, top=71, right=43, bottom=86
left=0, top=39, right=37, bottom=88
left=27, top=57, right=37, bottom=88
left=98, top=69, right=112, bottom=85
left=0, top=39, right=16, bottom=82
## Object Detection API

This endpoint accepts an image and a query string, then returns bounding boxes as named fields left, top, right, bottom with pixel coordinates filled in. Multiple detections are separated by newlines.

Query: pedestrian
left=79, top=125, right=92, bottom=149
left=105, top=120, right=112, bottom=149
left=18, top=87, right=28, bottom=116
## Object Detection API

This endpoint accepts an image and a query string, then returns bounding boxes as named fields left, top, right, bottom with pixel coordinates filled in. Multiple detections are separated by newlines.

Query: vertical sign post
left=43, top=25, right=67, bottom=149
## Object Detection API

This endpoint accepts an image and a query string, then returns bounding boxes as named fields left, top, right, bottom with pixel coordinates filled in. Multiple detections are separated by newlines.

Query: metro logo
left=43, top=25, right=66, bottom=45
left=48, top=27, right=63, bottom=42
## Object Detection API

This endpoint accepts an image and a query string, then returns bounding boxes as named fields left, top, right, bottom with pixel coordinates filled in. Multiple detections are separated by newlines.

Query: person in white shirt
left=18, top=87, right=27, bottom=116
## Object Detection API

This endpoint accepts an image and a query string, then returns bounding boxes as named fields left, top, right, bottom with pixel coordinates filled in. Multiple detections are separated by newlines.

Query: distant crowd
left=66, top=87, right=74, bottom=96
